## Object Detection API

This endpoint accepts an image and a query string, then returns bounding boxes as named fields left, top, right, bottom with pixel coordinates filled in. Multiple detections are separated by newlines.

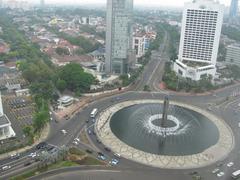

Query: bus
left=232, top=170, right=240, bottom=179
left=90, top=108, right=98, bottom=118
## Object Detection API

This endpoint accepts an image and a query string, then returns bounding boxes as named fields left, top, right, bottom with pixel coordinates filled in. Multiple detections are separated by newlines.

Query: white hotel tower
left=173, top=0, right=224, bottom=81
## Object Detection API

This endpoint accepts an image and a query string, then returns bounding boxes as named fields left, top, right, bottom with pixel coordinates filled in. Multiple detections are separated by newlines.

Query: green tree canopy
left=58, top=63, right=95, bottom=92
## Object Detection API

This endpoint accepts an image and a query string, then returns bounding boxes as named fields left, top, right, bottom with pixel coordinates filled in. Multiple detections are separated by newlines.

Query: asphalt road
left=42, top=90, right=240, bottom=180
left=2, top=30, right=240, bottom=179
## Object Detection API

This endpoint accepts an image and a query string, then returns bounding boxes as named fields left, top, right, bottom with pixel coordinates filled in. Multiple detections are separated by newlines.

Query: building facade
left=173, top=0, right=224, bottom=81
left=105, top=0, right=134, bottom=74
left=133, top=34, right=145, bottom=58
left=229, top=0, right=239, bottom=18
left=0, top=92, right=15, bottom=140
left=225, top=44, right=240, bottom=67
left=40, top=0, right=45, bottom=8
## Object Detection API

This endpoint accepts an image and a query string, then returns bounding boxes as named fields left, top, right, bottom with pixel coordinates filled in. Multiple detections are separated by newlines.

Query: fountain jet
left=161, top=96, right=169, bottom=128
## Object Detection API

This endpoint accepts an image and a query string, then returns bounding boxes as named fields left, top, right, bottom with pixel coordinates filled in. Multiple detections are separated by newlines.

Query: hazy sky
left=27, top=0, right=231, bottom=7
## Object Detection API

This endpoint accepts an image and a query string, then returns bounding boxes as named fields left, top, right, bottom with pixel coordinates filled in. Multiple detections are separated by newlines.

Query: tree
left=56, top=79, right=67, bottom=92
left=143, top=85, right=150, bottom=91
left=55, top=47, right=70, bottom=56
left=58, top=63, right=95, bottom=93
left=22, top=126, right=33, bottom=137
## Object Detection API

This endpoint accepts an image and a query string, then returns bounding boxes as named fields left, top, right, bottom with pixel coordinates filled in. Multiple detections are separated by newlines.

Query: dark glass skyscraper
left=105, top=0, right=133, bottom=74
left=229, top=0, right=239, bottom=18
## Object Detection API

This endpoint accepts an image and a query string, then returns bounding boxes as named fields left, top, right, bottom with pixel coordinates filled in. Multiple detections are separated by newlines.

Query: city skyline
left=8, top=0, right=232, bottom=7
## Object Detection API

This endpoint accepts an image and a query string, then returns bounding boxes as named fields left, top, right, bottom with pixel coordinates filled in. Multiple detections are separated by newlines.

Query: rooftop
left=58, top=96, right=74, bottom=103
left=0, top=115, right=10, bottom=126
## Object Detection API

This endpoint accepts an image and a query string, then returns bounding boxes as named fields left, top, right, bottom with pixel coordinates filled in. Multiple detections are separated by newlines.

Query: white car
left=10, top=153, right=20, bottom=159
left=2, top=165, right=11, bottom=170
left=61, top=129, right=67, bottom=134
left=212, top=168, right=220, bottom=174
left=72, top=141, right=78, bottom=145
left=74, top=138, right=80, bottom=142
left=109, top=158, right=119, bottom=165
left=217, top=172, right=224, bottom=177
left=28, top=152, right=37, bottom=158
left=227, top=162, right=234, bottom=167
left=114, top=153, right=121, bottom=158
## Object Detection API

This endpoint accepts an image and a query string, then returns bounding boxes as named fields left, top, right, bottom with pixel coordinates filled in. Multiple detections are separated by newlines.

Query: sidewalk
left=0, top=124, right=50, bottom=160
left=158, top=81, right=240, bottom=97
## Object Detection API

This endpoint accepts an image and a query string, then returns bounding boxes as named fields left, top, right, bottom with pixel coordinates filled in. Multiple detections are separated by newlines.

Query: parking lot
left=0, top=95, right=35, bottom=154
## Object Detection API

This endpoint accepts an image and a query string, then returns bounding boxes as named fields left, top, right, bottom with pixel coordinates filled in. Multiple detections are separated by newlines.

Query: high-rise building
left=40, top=0, right=45, bottom=8
left=133, top=34, right=146, bottom=58
left=105, top=0, right=134, bottom=74
left=173, top=0, right=224, bottom=81
left=225, top=44, right=240, bottom=67
left=229, top=0, right=239, bottom=18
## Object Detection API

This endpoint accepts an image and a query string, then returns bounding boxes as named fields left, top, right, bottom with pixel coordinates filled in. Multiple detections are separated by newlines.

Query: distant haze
left=18, top=0, right=231, bottom=7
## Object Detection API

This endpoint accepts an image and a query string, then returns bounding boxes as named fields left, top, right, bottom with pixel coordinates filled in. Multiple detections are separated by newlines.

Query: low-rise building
left=133, top=34, right=145, bottom=58
left=0, top=92, right=15, bottom=141
left=225, top=44, right=240, bottom=67
left=58, top=96, right=74, bottom=108
left=15, top=89, right=30, bottom=97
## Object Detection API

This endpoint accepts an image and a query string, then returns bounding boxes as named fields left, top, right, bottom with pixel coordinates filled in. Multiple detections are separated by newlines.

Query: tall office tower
left=229, top=0, right=239, bottom=18
left=40, top=0, right=45, bottom=8
left=105, top=0, right=134, bottom=74
left=173, top=0, right=224, bottom=81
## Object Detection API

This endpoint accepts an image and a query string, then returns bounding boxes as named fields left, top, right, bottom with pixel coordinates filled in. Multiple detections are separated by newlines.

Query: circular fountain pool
left=95, top=99, right=234, bottom=169
left=110, top=103, right=219, bottom=156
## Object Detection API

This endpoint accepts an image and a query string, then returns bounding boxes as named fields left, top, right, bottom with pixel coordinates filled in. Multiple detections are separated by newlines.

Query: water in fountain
left=110, top=100, right=219, bottom=156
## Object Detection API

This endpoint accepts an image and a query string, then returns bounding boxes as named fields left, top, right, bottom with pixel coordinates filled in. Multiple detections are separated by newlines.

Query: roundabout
left=95, top=99, right=234, bottom=169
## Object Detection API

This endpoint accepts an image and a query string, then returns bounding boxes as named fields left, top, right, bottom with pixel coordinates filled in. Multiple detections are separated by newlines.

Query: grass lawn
left=77, top=156, right=104, bottom=165
left=69, top=147, right=86, bottom=156
left=11, top=161, right=79, bottom=180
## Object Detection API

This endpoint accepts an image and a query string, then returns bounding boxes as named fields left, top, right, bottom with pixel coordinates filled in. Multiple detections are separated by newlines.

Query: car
left=217, top=162, right=224, bottom=167
left=46, top=146, right=55, bottom=151
left=28, top=152, right=37, bottom=158
left=61, top=129, right=67, bottom=134
left=217, top=172, right=225, bottom=177
left=73, top=141, right=78, bottom=145
left=86, top=119, right=89, bottom=123
left=88, top=130, right=91, bottom=135
left=74, top=138, right=80, bottom=142
left=104, top=147, right=111, bottom=152
left=24, top=161, right=32, bottom=166
left=2, top=165, right=11, bottom=170
left=227, top=162, right=234, bottom=167
left=207, top=107, right=212, bottom=111
left=109, top=158, right=119, bottom=165
left=96, top=138, right=101, bottom=143
left=85, top=149, right=93, bottom=154
left=212, top=168, right=220, bottom=174
left=92, top=119, right=96, bottom=123
left=189, top=171, right=198, bottom=175
left=116, top=97, right=121, bottom=101
left=97, top=155, right=106, bottom=161
left=114, top=153, right=121, bottom=158
left=97, top=152, right=104, bottom=156
left=10, top=153, right=20, bottom=159
left=36, top=142, right=47, bottom=150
